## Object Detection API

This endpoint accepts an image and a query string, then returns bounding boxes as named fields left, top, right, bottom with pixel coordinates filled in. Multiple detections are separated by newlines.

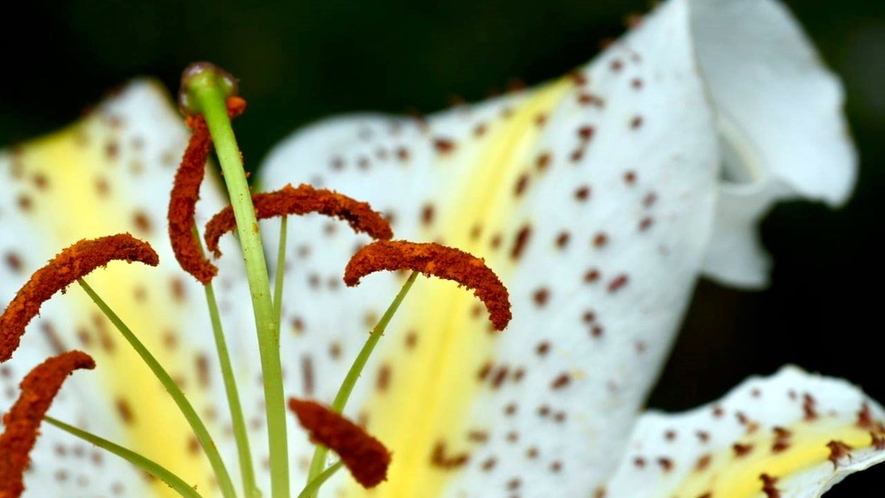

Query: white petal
left=689, top=0, right=857, bottom=288
left=258, top=0, right=718, bottom=495
left=605, top=366, right=885, bottom=497
left=0, top=81, right=243, bottom=497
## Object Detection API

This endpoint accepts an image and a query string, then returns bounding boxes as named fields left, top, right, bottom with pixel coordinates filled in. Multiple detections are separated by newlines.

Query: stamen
left=0, top=234, right=158, bottom=361
left=168, top=96, right=246, bottom=284
left=344, top=241, right=512, bottom=330
left=0, top=351, right=96, bottom=498
left=203, top=183, right=393, bottom=258
left=288, top=398, right=391, bottom=488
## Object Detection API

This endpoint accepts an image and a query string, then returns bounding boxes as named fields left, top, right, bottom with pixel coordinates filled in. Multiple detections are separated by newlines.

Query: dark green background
left=2, top=0, right=883, bottom=494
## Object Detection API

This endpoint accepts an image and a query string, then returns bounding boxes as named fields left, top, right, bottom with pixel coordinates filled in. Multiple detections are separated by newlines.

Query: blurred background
left=1, top=0, right=883, bottom=494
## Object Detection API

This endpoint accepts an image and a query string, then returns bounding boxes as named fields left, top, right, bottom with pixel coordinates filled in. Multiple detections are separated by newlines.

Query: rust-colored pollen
left=344, top=240, right=512, bottom=331
left=168, top=96, right=246, bottom=284
left=288, top=398, right=391, bottom=488
left=204, top=183, right=393, bottom=258
left=0, top=351, right=96, bottom=498
left=0, top=234, right=158, bottom=362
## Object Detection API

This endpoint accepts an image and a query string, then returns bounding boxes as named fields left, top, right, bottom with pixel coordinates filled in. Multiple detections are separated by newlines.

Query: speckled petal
left=691, top=0, right=857, bottom=288
left=257, top=0, right=718, bottom=495
left=604, top=366, right=885, bottom=497
left=0, top=81, right=244, bottom=497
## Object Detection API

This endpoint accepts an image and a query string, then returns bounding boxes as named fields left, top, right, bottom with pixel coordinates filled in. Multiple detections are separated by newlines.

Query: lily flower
left=0, top=0, right=879, bottom=497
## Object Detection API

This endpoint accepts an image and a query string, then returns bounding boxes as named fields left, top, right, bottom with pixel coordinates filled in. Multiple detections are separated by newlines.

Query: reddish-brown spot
left=4, top=253, right=23, bottom=274
left=607, top=274, right=629, bottom=293
left=578, top=93, right=605, bottom=107
left=695, top=454, right=711, bottom=471
left=301, top=355, right=315, bottom=395
left=536, top=152, right=551, bottom=171
left=288, top=398, right=390, bottom=487
left=871, top=432, right=885, bottom=450
left=116, top=398, right=135, bottom=424
left=624, top=171, right=637, bottom=185
left=584, top=269, right=600, bottom=283
left=578, top=126, right=595, bottom=141
left=345, top=241, right=511, bottom=330
left=803, top=393, right=818, bottom=421
left=433, top=138, right=456, bottom=154
left=514, top=174, right=530, bottom=197
left=430, top=441, right=470, bottom=469
left=491, top=366, right=509, bottom=389
left=592, top=232, right=608, bottom=248
left=533, top=288, right=550, bottom=307
left=376, top=363, right=391, bottom=393
left=575, top=186, right=591, bottom=202
left=421, top=203, right=435, bottom=226
left=0, top=351, right=96, bottom=497
left=0, top=235, right=158, bottom=361
left=827, top=440, right=852, bottom=468
left=551, top=373, right=571, bottom=390
left=205, top=184, right=393, bottom=258
left=511, top=225, right=532, bottom=260
left=857, top=403, right=875, bottom=430
left=760, top=473, right=780, bottom=498
left=570, top=71, right=588, bottom=86
left=733, top=443, right=754, bottom=457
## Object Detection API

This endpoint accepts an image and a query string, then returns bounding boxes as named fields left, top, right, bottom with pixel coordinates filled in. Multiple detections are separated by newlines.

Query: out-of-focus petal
left=690, top=0, right=857, bottom=288
left=257, top=0, right=718, bottom=495
left=605, top=366, right=885, bottom=497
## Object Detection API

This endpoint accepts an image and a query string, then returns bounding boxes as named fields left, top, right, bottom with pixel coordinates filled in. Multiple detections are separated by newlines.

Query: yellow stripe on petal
left=348, top=79, right=572, bottom=497
left=676, top=420, right=874, bottom=498
left=3, top=82, right=227, bottom=497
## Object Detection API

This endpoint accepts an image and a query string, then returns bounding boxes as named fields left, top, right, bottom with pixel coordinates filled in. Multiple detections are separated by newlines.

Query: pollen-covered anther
left=0, top=234, right=158, bottom=361
left=288, top=398, right=391, bottom=488
left=344, top=240, right=512, bottom=331
left=204, top=183, right=393, bottom=258
left=168, top=96, right=246, bottom=284
left=0, top=351, right=96, bottom=498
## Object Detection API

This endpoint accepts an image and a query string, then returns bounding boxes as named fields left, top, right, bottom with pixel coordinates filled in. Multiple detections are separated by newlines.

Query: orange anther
left=344, top=241, right=511, bottom=331
left=0, top=235, right=158, bottom=362
left=168, top=97, right=246, bottom=284
left=288, top=398, right=391, bottom=488
left=204, top=184, right=393, bottom=258
left=0, top=351, right=96, bottom=498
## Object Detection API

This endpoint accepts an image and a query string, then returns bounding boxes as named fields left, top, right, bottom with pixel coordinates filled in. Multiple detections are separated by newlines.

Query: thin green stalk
left=297, top=462, right=343, bottom=498
left=45, top=416, right=205, bottom=498
left=273, top=216, right=288, bottom=335
left=303, top=272, right=419, bottom=496
left=77, top=278, right=237, bottom=498
left=186, top=69, right=289, bottom=498
left=196, top=226, right=259, bottom=498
